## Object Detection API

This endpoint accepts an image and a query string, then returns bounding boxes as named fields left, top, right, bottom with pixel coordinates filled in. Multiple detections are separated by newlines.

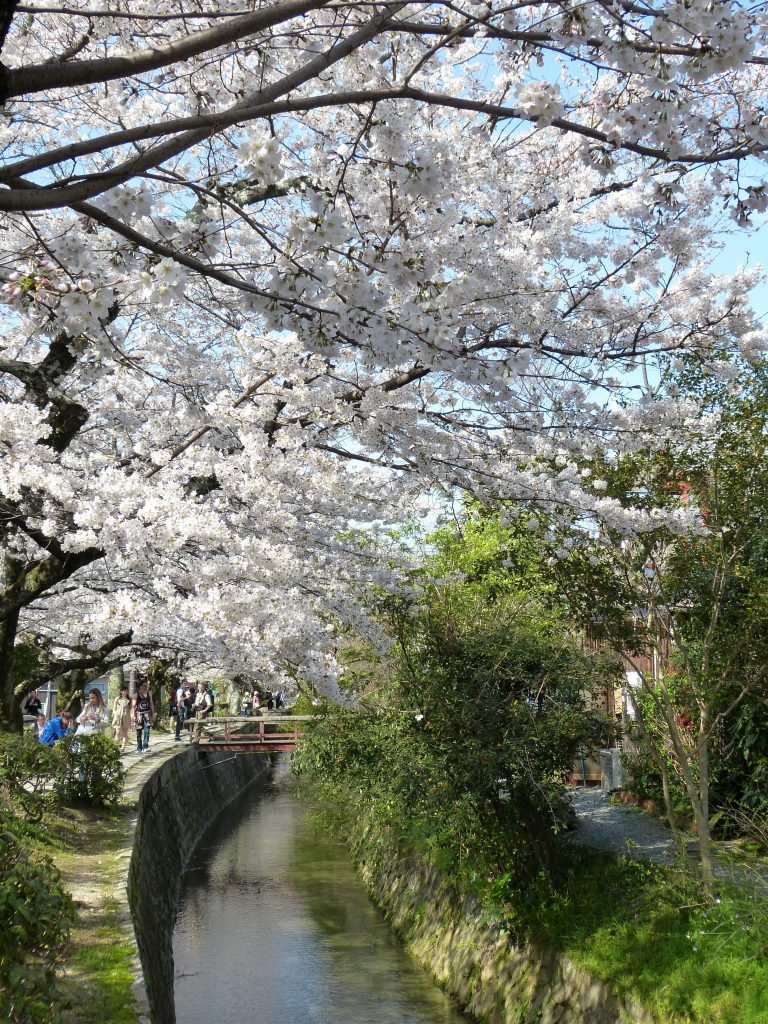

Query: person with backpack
left=204, top=682, right=215, bottom=714
left=132, top=681, right=154, bottom=753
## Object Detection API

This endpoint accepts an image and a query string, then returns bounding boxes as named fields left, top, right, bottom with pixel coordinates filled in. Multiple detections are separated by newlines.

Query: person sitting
left=39, top=711, right=74, bottom=746
left=33, top=713, right=47, bottom=739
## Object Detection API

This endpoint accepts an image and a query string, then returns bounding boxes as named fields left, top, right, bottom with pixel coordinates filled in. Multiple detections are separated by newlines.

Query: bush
left=52, top=734, right=125, bottom=807
left=0, top=811, right=74, bottom=1024
left=0, top=733, right=57, bottom=822
left=291, top=693, right=319, bottom=716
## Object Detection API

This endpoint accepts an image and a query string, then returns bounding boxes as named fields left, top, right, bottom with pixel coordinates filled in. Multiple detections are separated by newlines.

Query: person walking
left=39, top=711, right=73, bottom=746
left=75, top=689, right=110, bottom=736
left=174, top=682, right=188, bottom=741
left=251, top=689, right=260, bottom=714
left=133, top=682, right=154, bottom=753
left=191, top=682, right=213, bottom=744
left=112, top=685, right=132, bottom=753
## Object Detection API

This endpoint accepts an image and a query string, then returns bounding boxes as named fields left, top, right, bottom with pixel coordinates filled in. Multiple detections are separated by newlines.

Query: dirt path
left=54, top=734, right=181, bottom=1024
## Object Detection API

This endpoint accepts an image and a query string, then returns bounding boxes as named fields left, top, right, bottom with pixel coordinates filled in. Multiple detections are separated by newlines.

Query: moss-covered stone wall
left=356, top=844, right=655, bottom=1024
left=127, top=747, right=269, bottom=1024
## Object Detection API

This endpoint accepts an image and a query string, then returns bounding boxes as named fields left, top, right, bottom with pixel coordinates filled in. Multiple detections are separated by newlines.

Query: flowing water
left=173, top=759, right=467, bottom=1024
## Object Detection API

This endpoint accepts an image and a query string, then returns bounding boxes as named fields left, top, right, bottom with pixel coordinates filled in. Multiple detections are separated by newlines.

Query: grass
left=528, top=846, right=768, bottom=1024
left=65, top=898, right=137, bottom=1024
left=42, top=803, right=140, bottom=1024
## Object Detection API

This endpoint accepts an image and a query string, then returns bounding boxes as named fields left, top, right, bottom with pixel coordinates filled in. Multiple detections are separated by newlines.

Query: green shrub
left=0, top=811, right=73, bottom=1024
left=52, top=734, right=125, bottom=807
left=0, top=732, right=57, bottom=822
left=291, top=693, right=319, bottom=716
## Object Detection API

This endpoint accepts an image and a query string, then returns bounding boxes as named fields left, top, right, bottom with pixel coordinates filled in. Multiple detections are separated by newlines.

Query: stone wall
left=356, top=845, right=656, bottom=1024
left=127, top=747, right=270, bottom=1024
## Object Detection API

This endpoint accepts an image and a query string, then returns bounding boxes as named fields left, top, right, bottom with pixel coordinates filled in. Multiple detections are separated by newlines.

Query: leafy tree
left=533, top=357, right=768, bottom=879
left=297, top=513, right=615, bottom=890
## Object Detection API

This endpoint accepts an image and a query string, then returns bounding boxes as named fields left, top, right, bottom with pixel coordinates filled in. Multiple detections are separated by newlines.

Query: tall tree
left=0, top=2, right=766, bottom=723
left=529, top=356, right=768, bottom=879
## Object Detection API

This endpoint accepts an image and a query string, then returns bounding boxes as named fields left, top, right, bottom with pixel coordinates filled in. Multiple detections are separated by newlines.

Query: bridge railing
left=192, top=714, right=315, bottom=747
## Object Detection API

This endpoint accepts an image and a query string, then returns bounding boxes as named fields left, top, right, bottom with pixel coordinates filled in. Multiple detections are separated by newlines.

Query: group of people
left=27, top=678, right=275, bottom=753
left=170, top=681, right=216, bottom=742
left=239, top=687, right=285, bottom=716
left=28, top=681, right=157, bottom=754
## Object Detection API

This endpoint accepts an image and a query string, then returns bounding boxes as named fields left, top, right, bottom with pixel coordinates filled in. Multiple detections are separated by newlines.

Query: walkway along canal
left=173, top=756, right=466, bottom=1024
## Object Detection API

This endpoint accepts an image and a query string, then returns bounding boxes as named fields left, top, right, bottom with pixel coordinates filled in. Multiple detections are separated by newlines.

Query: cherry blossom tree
left=0, top=2, right=766, bottom=726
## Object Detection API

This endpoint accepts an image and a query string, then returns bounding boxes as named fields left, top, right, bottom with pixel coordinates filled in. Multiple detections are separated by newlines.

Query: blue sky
left=711, top=215, right=768, bottom=325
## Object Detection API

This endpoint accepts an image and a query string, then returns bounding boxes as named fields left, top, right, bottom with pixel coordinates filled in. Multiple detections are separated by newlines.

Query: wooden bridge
left=191, top=714, right=312, bottom=754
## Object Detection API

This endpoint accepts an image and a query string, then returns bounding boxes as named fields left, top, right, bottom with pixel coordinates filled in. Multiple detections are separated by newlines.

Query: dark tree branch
left=15, top=627, right=133, bottom=695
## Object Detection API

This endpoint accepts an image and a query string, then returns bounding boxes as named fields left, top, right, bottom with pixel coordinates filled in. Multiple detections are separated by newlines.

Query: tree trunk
left=0, top=608, right=22, bottom=731
left=695, top=712, right=715, bottom=883
left=631, top=692, right=687, bottom=857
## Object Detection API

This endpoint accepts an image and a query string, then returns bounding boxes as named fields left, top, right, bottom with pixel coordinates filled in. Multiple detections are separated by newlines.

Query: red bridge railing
left=191, top=714, right=313, bottom=753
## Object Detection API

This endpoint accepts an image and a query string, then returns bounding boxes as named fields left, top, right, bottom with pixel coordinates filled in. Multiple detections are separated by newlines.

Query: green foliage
left=0, top=732, right=57, bottom=821
left=297, top=509, right=616, bottom=896
left=0, top=810, right=74, bottom=1024
left=52, top=735, right=125, bottom=807
left=291, top=693, right=319, bottom=716
left=427, top=507, right=550, bottom=599
left=532, top=849, right=768, bottom=1024
left=715, top=699, right=768, bottom=811
left=0, top=731, right=125, bottom=814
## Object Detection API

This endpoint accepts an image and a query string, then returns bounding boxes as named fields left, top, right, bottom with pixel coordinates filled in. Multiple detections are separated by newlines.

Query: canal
left=173, top=758, right=467, bottom=1024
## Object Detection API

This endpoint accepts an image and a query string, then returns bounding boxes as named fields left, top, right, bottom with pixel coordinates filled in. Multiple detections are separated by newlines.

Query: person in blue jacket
left=38, top=711, right=74, bottom=746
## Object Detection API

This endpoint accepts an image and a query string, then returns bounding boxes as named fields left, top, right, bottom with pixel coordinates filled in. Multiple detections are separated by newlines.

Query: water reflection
left=173, top=760, right=466, bottom=1024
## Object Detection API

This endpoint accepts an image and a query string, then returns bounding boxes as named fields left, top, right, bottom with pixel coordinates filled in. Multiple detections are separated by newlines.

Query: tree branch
left=3, top=0, right=329, bottom=98
left=15, top=628, right=133, bottom=695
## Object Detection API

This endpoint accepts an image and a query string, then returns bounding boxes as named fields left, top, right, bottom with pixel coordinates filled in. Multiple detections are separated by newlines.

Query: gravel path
left=567, top=787, right=768, bottom=894
left=567, top=786, right=679, bottom=864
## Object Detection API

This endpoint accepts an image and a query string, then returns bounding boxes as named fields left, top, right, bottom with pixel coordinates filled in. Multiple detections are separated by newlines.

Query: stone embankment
left=128, top=742, right=269, bottom=1024
left=59, top=735, right=269, bottom=1024
left=356, top=842, right=655, bottom=1024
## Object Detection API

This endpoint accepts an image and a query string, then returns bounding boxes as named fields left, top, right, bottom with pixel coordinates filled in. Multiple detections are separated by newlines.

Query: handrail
left=202, top=714, right=315, bottom=724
